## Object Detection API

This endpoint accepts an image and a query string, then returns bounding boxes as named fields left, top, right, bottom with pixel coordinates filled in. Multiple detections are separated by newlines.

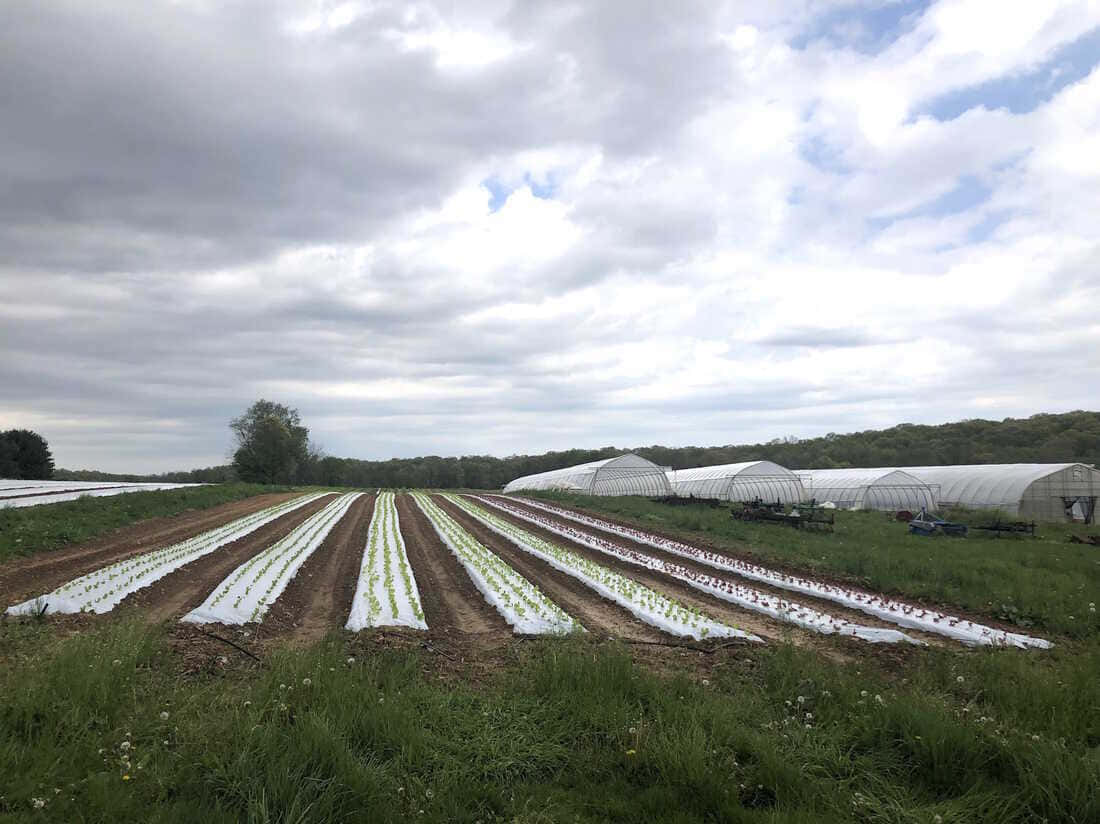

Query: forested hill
left=56, top=410, right=1099, bottom=489
left=311, top=410, right=1099, bottom=489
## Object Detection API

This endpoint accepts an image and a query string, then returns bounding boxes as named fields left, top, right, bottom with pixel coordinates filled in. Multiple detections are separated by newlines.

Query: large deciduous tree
left=230, top=400, right=311, bottom=484
left=0, top=429, right=55, bottom=479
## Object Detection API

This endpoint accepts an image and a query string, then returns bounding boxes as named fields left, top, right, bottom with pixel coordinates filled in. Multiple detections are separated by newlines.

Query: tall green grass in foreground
left=1, top=620, right=1097, bottom=823
left=0, top=483, right=293, bottom=563
left=526, top=493, right=1100, bottom=640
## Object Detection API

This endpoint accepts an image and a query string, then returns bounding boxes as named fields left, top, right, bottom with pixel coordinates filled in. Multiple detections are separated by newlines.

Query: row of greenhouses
left=502, top=454, right=1099, bottom=522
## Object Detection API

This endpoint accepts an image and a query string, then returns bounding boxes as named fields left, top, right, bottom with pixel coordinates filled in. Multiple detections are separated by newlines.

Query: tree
left=0, top=435, right=19, bottom=478
left=230, top=400, right=312, bottom=484
left=0, top=429, right=55, bottom=479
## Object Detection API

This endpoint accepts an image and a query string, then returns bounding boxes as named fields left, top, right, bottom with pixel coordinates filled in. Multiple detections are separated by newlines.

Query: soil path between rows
left=0, top=492, right=304, bottom=605
left=117, top=494, right=337, bottom=623
left=434, top=495, right=680, bottom=644
left=265, top=492, right=376, bottom=643
left=396, top=493, right=510, bottom=641
left=486, top=495, right=946, bottom=646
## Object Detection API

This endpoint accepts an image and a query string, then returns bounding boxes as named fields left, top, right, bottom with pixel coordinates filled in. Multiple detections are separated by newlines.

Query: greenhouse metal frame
left=502, top=453, right=673, bottom=497
left=666, top=461, right=806, bottom=504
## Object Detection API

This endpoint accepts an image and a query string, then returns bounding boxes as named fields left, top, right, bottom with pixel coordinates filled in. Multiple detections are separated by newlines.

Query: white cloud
left=0, top=0, right=1098, bottom=472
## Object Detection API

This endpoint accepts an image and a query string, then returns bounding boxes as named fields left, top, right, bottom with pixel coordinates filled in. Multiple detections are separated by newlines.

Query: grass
left=2, top=491, right=1098, bottom=821
left=0, top=483, right=294, bottom=563
left=524, top=493, right=1100, bottom=641
left=0, top=620, right=1097, bottom=823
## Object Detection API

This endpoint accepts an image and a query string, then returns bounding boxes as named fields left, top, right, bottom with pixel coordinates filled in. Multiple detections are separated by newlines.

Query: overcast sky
left=1, top=1, right=1098, bottom=473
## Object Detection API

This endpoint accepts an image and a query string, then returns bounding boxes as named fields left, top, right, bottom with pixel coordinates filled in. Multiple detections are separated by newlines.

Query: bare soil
left=396, top=493, right=511, bottom=643
left=263, top=492, right=376, bottom=642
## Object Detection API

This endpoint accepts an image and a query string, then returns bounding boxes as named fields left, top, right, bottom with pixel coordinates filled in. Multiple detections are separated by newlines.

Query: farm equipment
left=732, top=498, right=834, bottom=532
left=653, top=494, right=724, bottom=508
left=973, top=519, right=1037, bottom=537
left=908, top=508, right=968, bottom=537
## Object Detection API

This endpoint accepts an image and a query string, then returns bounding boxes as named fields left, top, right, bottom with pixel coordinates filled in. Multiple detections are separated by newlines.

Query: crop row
left=508, top=496, right=1052, bottom=649
left=346, top=491, right=427, bottom=630
left=7, top=492, right=330, bottom=616
left=412, top=492, right=579, bottom=635
left=182, top=492, right=362, bottom=626
left=473, top=495, right=919, bottom=645
left=444, top=495, right=761, bottom=643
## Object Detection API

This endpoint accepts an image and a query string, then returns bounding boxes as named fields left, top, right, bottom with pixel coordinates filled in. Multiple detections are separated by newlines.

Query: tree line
left=45, top=406, right=1100, bottom=489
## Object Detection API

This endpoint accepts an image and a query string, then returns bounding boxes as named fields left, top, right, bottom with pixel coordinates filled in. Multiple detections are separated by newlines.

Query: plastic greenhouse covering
left=901, top=463, right=1100, bottom=518
left=666, top=461, right=805, bottom=504
left=800, top=468, right=936, bottom=512
left=503, top=454, right=673, bottom=497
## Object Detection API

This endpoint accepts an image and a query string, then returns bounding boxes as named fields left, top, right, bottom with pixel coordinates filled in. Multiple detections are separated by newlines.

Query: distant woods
left=53, top=409, right=1100, bottom=489
left=0, top=429, right=55, bottom=480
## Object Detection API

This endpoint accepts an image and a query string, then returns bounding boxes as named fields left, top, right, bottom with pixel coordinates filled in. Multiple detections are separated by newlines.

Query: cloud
left=0, top=0, right=1098, bottom=472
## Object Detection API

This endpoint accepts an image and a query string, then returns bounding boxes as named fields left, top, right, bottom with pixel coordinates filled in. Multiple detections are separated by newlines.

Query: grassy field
left=0, top=483, right=292, bottom=564
left=1, top=619, right=1097, bottom=823
left=2, top=491, right=1098, bottom=822
left=525, top=492, right=1100, bottom=641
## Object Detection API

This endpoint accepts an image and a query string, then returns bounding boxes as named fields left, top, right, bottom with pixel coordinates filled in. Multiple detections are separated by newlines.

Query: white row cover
left=503, top=453, right=672, bottom=497
left=799, top=468, right=937, bottom=512
left=0, top=481, right=207, bottom=509
left=667, top=461, right=805, bottom=504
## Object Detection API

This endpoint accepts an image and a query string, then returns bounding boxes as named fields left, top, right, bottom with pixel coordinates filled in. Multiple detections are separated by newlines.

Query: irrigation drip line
left=199, top=629, right=263, bottom=664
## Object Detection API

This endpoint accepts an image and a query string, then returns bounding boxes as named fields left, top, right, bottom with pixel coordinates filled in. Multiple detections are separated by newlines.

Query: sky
left=1, top=0, right=1098, bottom=473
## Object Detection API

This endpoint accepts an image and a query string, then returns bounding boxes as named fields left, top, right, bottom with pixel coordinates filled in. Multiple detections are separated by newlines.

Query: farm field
left=2, top=489, right=1098, bottom=822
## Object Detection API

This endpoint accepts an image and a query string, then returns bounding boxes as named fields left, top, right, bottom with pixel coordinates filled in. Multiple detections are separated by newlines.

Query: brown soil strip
left=396, top=493, right=510, bottom=640
left=434, top=495, right=682, bottom=644
left=491, top=495, right=946, bottom=646
left=0, top=492, right=307, bottom=605
left=262, top=493, right=376, bottom=642
left=116, top=495, right=336, bottom=622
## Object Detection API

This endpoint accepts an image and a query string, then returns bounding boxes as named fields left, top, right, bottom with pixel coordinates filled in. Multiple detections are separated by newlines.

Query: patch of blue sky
left=868, top=175, right=994, bottom=234
left=483, top=177, right=512, bottom=212
left=965, top=209, right=1012, bottom=244
left=799, top=133, right=853, bottom=174
left=482, top=172, right=559, bottom=213
left=790, top=0, right=931, bottom=54
left=918, top=26, right=1100, bottom=121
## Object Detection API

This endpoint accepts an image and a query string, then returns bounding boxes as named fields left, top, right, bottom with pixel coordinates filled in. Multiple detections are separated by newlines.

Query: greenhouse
left=667, top=461, right=805, bottom=504
left=902, top=463, right=1100, bottom=523
left=502, top=453, right=673, bottom=497
left=799, top=468, right=936, bottom=512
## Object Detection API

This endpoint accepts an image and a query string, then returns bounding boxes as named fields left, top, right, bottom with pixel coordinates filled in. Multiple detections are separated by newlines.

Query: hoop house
left=667, top=461, right=805, bottom=504
left=903, top=464, right=1099, bottom=523
left=800, top=468, right=936, bottom=512
left=503, top=454, right=672, bottom=497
